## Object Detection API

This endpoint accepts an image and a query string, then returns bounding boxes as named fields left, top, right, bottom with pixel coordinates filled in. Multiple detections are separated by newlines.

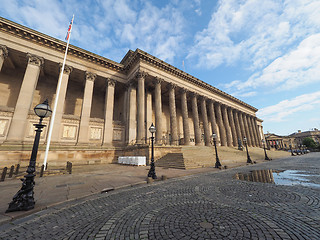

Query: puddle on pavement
left=235, top=169, right=320, bottom=188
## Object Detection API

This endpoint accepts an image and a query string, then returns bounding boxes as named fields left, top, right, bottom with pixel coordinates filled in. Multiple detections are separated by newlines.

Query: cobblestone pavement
left=0, top=153, right=319, bottom=240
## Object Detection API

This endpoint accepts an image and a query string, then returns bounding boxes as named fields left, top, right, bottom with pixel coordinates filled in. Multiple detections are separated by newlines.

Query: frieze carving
left=86, top=71, right=97, bottom=82
left=90, top=127, right=102, bottom=140
left=106, top=78, right=116, bottom=87
left=62, top=125, right=77, bottom=139
left=0, top=119, right=9, bottom=136
left=62, top=118, right=80, bottom=124
left=113, top=129, right=123, bottom=141
left=27, top=53, right=44, bottom=67
left=0, top=111, right=13, bottom=117
left=59, top=63, right=73, bottom=75
left=0, top=44, right=8, bottom=58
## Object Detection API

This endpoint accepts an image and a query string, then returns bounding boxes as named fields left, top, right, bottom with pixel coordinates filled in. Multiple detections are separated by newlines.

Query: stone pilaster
left=208, top=100, right=219, bottom=143
left=233, top=109, right=242, bottom=144
left=77, top=72, right=96, bottom=144
left=136, top=71, right=146, bottom=144
left=0, top=45, right=8, bottom=71
left=6, top=53, right=44, bottom=142
left=221, top=105, right=232, bottom=147
left=247, top=115, right=256, bottom=147
left=242, top=113, right=252, bottom=146
left=228, top=107, right=237, bottom=147
left=168, top=83, right=178, bottom=145
left=126, top=80, right=137, bottom=144
left=200, top=97, right=210, bottom=146
left=180, top=88, right=190, bottom=145
left=154, top=77, right=163, bottom=145
left=145, top=89, right=152, bottom=141
left=191, top=93, right=201, bottom=145
left=51, top=64, right=73, bottom=142
left=253, top=117, right=262, bottom=147
left=103, top=78, right=116, bottom=145
left=215, top=102, right=226, bottom=146
left=238, top=111, right=246, bottom=143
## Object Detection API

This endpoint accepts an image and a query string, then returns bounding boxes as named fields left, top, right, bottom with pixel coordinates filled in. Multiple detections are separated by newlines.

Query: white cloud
left=188, top=0, right=320, bottom=70
left=257, top=91, right=320, bottom=122
left=226, top=33, right=320, bottom=93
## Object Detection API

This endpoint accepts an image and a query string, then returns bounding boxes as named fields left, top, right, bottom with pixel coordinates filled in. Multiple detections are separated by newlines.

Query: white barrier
left=118, top=156, right=146, bottom=166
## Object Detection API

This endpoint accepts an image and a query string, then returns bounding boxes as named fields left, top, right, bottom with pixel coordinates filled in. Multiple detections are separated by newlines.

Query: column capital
left=106, top=78, right=116, bottom=87
left=85, top=71, right=96, bottom=82
left=0, top=45, right=8, bottom=58
left=128, top=79, right=137, bottom=88
left=153, top=76, right=164, bottom=85
left=179, top=88, right=189, bottom=94
left=59, top=63, right=73, bottom=75
left=27, top=53, right=44, bottom=67
left=190, top=92, right=198, bottom=98
left=136, top=71, right=147, bottom=79
left=167, top=83, right=177, bottom=90
left=199, top=95, right=208, bottom=102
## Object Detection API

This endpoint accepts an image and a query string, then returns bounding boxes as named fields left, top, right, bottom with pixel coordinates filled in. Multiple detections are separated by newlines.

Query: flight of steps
left=155, top=146, right=216, bottom=169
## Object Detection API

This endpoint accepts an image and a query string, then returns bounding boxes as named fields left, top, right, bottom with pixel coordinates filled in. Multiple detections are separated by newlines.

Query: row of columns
left=1, top=49, right=116, bottom=145
left=130, top=72, right=262, bottom=147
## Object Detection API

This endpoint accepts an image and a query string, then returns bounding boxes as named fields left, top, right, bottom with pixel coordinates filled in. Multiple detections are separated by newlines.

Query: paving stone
left=0, top=153, right=319, bottom=239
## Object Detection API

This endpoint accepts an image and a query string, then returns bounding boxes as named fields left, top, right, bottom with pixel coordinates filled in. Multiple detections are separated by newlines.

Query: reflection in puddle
left=236, top=170, right=320, bottom=188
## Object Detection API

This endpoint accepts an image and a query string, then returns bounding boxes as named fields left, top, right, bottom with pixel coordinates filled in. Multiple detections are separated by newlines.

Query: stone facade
left=0, top=17, right=264, bottom=166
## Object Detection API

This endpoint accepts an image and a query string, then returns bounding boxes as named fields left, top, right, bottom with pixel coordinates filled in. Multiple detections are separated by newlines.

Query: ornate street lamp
left=147, top=123, right=157, bottom=179
left=243, top=137, right=252, bottom=164
left=6, top=99, right=52, bottom=212
left=262, top=139, right=270, bottom=160
left=212, top=133, right=221, bottom=168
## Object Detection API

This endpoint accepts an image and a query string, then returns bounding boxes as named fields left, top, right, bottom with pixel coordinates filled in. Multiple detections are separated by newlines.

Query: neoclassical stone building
left=0, top=17, right=264, bottom=167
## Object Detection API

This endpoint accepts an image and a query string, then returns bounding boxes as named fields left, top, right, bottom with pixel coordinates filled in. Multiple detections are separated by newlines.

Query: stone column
left=242, top=113, right=252, bottom=146
left=6, top=53, right=44, bottom=142
left=252, top=117, right=261, bottom=147
left=180, top=88, right=190, bottom=145
left=221, top=105, right=232, bottom=147
left=0, top=45, right=8, bottom=71
left=238, top=111, right=246, bottom=143
left=103, top=78, right=116, bottom=145
left=215, top=102, right=226, bottom=146
left=191, top=93, right=201, bottom=145
left=145, top=89, right=152, bottom=141
left=136, top=72, right=146, bottom=144
left=126, top=80, right=137, bottom=144
left=233, top=109, right=242, bottom=144
left=168, top=83, right=178, bottom=145
left=77, top=72, right=96, bottom=144
left=246, top=115, right=256, bottom=147
left=249, top=116, right=259, bottom=147
left=154, top=77, right=163, bottom=145
left=228, top=107, right=237, bottom=147
left=200, top=97, right=210, bottom=146
left=208, top=100, right=219, bottom=143
left=50, top=64, right=73, bottom=142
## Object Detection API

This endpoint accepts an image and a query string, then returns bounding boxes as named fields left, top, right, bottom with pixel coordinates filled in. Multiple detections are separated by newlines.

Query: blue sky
left=1, top=0, right=320, bottom=135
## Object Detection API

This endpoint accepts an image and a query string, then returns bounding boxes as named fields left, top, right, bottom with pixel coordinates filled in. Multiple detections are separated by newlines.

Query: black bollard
left=8, top=165, right=15, bottom=178
left=39, top=164, right=45, bottom=177
left=15, top=164, right=20, bottom=175
left=1, top=167, right=8, bottom=182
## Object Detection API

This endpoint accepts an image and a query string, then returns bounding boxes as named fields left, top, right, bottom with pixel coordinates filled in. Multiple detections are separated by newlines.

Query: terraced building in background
left=0, top=17, right=264, bottom=168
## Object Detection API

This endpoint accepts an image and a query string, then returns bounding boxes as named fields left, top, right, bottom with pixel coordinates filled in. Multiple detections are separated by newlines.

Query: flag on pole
left=65, top=17, right=74, bottom=41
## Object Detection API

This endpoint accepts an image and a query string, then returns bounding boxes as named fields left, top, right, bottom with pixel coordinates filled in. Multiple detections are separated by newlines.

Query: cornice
left=0, top=17, right=124, bottom=73
left=123, top=48, right=257, bottom=112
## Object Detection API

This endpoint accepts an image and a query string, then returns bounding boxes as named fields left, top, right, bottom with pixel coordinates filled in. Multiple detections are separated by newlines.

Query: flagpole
left=43, top=15, right=74, bottom=170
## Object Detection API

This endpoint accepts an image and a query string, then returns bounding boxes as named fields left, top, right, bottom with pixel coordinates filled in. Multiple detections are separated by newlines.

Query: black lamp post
left=243, top=137, right=252, bottom=164
left=262, top=139, right=270, bottom=160
left=6, top=99, right=51, bottom=213
left=212, top=133, right=221, bottom=168
left=147, top=123, right=157, bottom=179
